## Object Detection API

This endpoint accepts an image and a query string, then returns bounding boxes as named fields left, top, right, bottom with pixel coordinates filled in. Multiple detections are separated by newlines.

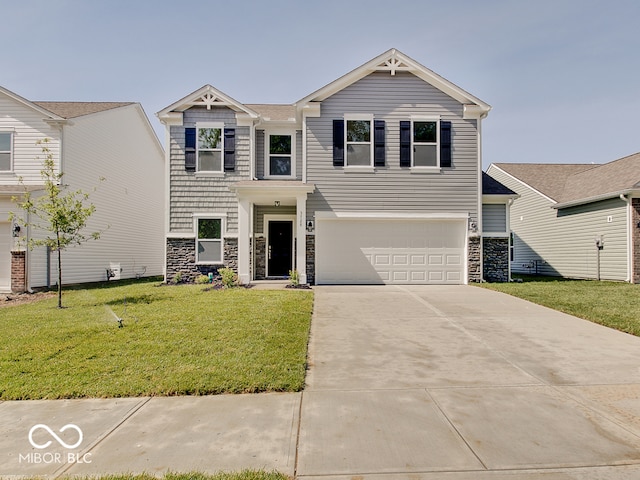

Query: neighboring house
left=487, top=153, right=640, bottom=283
left=0, top=86, right=165, bottom=293
left=158, top=48, right=515, bottom=285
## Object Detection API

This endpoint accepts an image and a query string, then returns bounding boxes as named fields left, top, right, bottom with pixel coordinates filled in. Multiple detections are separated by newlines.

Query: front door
left=268, top=220, right=293, bottom=277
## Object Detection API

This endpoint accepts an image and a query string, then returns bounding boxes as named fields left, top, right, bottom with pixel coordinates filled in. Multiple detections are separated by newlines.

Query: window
left=346, top=118, right=372, bottom=166
left=196, top=218, right=223, bottom=263
left=268, top=134, right=293, bottom=177
left=197, top=126, right=223, bottom=172
left=413, top=119, right=439, bottom=167
left=0, top=132, right=12, bottom=171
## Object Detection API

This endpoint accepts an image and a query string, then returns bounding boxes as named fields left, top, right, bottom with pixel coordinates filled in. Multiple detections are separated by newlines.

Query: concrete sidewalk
left=2, top=285, right=640, bottom=479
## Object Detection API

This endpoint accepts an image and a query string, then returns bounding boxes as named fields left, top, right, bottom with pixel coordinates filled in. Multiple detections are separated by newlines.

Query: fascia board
left=0, top=85, right=65, bottom=120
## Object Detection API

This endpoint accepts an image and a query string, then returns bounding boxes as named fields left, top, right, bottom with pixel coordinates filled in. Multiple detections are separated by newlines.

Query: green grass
left=480, top=275, right=640, bottom=336
left=0, top=279, right=313, bottom=400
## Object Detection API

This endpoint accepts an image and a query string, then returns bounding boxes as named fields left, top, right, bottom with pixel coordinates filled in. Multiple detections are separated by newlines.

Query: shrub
left=171, top=271, right=183, bottom=285
left=289, top=269, right=300, bottom=287
left=195, top=274, right=211, bottom=285
left=218, top=267, right=238, bottom=288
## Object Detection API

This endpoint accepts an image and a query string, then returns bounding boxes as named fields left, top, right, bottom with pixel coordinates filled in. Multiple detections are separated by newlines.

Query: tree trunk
left=56, top=234, right=63, bottom=308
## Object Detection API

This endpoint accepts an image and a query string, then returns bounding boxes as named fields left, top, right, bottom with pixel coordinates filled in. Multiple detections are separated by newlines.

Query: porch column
left=296, top=194, right=308, bottom=284
left=238, top=197, right=251, bottom=285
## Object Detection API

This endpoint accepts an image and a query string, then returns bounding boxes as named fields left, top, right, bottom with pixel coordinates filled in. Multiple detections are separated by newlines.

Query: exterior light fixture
left=274, top=201, right=280, bottom=207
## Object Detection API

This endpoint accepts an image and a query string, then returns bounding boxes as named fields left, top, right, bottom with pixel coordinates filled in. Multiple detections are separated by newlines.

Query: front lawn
left=480, top=276, right=640, bottom=336
left=0, top=280, right=313, bottom=400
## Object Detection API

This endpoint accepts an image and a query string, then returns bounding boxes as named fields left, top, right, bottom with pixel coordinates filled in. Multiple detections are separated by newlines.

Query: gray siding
left=256, top=129, right=302, bottom=180
left=487, top=166, right=629, bottom=281
left=169, top=106, right=249, bottom=233
left=482, top=204, right=507, bottom=233
left=306, top=71, right=479, bottom=222
left=253, top=205, right=296, bottom=233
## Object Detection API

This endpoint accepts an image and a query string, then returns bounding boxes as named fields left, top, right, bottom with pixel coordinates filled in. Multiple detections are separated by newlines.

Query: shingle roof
left=494, top=152, right=640, bottom=205
left=482, top=172, right=517, bottom=196
left=493, top=163, right=596, bottom=201
left=245, top=104, right=296, bottom=122
left=33, top=102, right=134, bottom=119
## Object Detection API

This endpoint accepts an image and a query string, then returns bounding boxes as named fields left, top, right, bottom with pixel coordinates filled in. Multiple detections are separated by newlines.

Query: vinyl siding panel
left=169, top=107, right=250, bottom=233
left=487, top=166, right=629, bottom=281
left=482, top=204, right=507, bottom=232
left=0, top=93, right=61, bottom=184
left=27, top=104, right=165, bottom=287
left=306, top=72, right=479, bottom=221
left=254, top=205, right=296, bottom=234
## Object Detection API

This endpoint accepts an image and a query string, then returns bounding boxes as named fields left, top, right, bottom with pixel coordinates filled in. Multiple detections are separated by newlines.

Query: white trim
left=488, top=164, right=557, bottom=205
left=0, top=131, right=14, bottom=172
left=314, top=211, right=469, bottom=220
left=166, top=232, right=196, bottom=239
left=344, top=114, right=374, bottom=168
left=195, top=122, right=224, bottom=173
left=193, top=215, right=227, bottom=265
left=264, top=129, right=296, bottom=179
left=410, top=167, right=441, bottom=174
left=410, top=118, right=440, bottom=169
left=264, top=214, right=296, bottom=277
left=553, top=189, right=634, bottom=209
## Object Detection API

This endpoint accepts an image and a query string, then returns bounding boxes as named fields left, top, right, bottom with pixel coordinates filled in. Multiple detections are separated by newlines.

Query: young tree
left=10, top=139, right=104, bottom=308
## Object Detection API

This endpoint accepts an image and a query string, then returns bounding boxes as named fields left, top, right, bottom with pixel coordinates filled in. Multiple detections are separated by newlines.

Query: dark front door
left=268, top=221, right=293, bottom=277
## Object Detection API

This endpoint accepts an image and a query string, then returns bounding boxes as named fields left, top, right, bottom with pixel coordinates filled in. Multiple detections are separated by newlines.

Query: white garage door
left=316, top=218, right=466, bottom=285
left=0, top=222, right=11, bottom=290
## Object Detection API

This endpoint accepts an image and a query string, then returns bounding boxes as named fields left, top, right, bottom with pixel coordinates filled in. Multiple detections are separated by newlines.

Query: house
left=157, top=48, right=516, bottom=285
left=487, top=153, right=640, bottom=283
left=0, top=86, right=165, bottom=293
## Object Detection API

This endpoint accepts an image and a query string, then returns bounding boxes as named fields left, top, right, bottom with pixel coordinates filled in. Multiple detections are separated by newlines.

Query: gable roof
left=0, top=85, right=66, bottom=120
left=157, top=84, right=259, bottom=121
left=34, top=102, right=134, bottom=119
left=296, top=48, right=491, bottom=117
left=492, top=153, right=640, bottom=207
left=482, top=172, right=517, bottom=196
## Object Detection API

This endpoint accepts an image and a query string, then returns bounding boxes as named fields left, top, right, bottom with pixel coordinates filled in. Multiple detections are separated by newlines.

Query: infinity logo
left=28, top=424, right=83, bottom=450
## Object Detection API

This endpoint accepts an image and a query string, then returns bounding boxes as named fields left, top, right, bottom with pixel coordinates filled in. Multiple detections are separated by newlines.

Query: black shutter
left=440, top=121, right=452, bottom=168
left=374, top=120, right=385, bottom=167
left=333, top=119, right=344, bottom=166
left=224, top=128, right=235, bottom=171
left=185, top=127, right=196, bottom=172
left=399, top=121, right=411, bottom=167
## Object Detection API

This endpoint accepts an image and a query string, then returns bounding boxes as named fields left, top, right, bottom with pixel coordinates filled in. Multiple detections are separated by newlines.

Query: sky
left=2, top=0, right=639, bottom=170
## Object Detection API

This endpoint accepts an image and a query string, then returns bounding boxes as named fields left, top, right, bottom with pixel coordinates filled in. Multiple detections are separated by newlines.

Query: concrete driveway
left=298, top=285, right=640, bottom=479
left=2, top=285, right=640, bottom=479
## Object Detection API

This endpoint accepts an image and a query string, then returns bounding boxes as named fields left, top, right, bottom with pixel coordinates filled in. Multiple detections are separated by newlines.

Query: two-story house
left=158, top=48, right=515, bottom=285
left=0, top=86, right=165, bottom=293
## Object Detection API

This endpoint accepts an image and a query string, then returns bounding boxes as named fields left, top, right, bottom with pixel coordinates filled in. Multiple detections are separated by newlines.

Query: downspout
left=620, top=193, right=632, bottom=283
left=507, top=198, right=514, bottom=282
left=476, top=114, right=486, bottom=283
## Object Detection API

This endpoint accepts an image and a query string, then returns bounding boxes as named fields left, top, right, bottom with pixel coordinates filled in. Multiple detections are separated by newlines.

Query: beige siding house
left=0, top=86, right=165, bottom=292
left=158, top=49, right=515, bottom=285
left=487, top=153, right=640, bottom=283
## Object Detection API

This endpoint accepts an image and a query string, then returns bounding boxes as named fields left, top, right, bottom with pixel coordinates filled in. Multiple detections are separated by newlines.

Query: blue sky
left=2, top=0, right=639, bottom=169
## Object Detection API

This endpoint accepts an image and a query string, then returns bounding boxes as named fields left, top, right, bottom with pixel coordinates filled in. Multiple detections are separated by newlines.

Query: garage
left=315, top=215, right=467, bottom=285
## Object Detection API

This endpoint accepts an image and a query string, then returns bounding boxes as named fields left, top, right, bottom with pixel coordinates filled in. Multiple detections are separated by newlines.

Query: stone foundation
left=633, top=198, right=640, bottom=284
left=468, top=236, right=481, bottom=283
left=11, top=250, right=26, bottom=293
left=166, top=237, right=238, bottom=284
left=483, top=237, right=509, bottom=282
left=254, top=237, right=266, bottom=280
left=306, top=235, right=315, bottom=285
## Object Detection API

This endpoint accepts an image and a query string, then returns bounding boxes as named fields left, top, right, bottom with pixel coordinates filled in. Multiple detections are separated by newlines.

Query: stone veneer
left=11, top=250, right=26, bottom=293
left=483, top=237, right=509, bottom=282
left=166, top=237, right=238, bottom=284
left=306, top=235, right=315, bottom=285
left=467, top=236, right=481, bottom=283
left=633, top=198, right=640, bottom=284
left=254, top=237, right=266, bottom=280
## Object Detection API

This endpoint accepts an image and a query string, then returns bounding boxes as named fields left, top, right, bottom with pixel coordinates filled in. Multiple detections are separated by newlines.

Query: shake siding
left=488, top=167, right=628, bottom=281
left=169, top=107, right=249, bottom=233
left=305, top=72, right=478, bottom=220
left=0, top=94, right=61, bottom=184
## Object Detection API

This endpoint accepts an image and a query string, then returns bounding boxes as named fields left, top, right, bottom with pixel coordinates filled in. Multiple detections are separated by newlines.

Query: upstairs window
left=197, top=126, right=223, bottom=172
left=346, top=117, right=372, bottom=166
left=268, top=134, right=293, bottom=177
left=413, top=120, right=438, bottom=167
left=0, top=132, right=12, bottom=171
left=196, top=217, right=223, bottom=264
